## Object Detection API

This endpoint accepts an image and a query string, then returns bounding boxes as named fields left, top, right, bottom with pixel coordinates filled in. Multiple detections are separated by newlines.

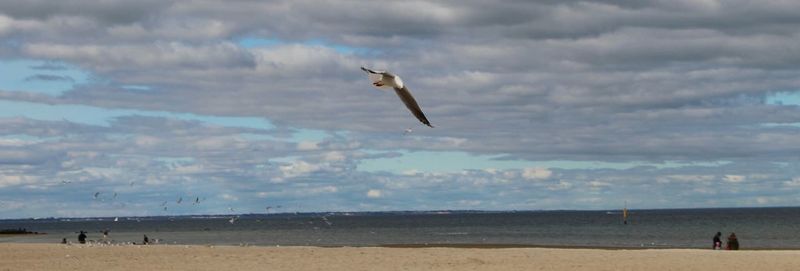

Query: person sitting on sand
left=726, top=233, right=739, bottom=250
left=713, top=232, right=722, bottom=250
left=78, top=231, right=87, bottom=244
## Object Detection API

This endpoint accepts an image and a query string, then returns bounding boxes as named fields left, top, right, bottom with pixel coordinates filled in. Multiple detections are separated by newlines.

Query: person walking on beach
left=78, top=231, right=87, bottom=244
left=143, top=234, right=149, bottom=245
left=726, top=233, right=739, bottom=250
left=713, top=232, right=722, bottom=250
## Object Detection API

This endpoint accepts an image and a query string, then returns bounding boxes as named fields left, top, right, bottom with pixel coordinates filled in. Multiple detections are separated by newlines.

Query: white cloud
left=279, top=161, right=321, bottom=178
left=587, top=181, right=611, bottom=189
left=297, top=141, right=319, bottom=151
left=366, top=189, right=383, bottom=198
left=221, top=193, right=239, bottom=201
left=522, top=167, right=552, bottom=181
left=323, top=151, right=345, bottom=162
left=723, top=175, right=746, bottom=183
left=0, top=15, right=12, bottom=35
left=783, top=177, right=800, bottom=187
left=0, top=175, right=38, bottom=188
left=663, top=175, right=716, bottom=183
left=547, top=181, right=573, bottom=191
left=309, top=185, right=338, bottom=194
left=173, top=164, right=204, bottom=174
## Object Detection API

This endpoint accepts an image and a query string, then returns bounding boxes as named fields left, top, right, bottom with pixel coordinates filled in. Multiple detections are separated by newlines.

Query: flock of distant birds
left=59, top=179, right=300, bottom=225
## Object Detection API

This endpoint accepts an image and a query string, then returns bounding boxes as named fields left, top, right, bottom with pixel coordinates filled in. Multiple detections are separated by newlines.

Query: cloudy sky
left=2, top=0, right=800, bottom=218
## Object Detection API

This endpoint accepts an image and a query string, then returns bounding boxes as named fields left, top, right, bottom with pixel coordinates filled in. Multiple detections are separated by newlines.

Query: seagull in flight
left=361, top=67, right=433, bottom=127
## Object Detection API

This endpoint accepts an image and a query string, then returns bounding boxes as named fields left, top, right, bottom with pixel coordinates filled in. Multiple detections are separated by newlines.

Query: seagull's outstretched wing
left=361, top=66, right=387, bottom=75
left=394, top=86, right=433, bottom=127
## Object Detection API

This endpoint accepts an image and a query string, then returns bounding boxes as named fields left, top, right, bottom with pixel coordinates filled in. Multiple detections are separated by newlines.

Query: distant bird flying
left=361, top=67, right=433, bottom=127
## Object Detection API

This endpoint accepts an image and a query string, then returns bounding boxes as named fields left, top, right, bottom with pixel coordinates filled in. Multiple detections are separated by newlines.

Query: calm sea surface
left=2, top=208, right=800, bottom=249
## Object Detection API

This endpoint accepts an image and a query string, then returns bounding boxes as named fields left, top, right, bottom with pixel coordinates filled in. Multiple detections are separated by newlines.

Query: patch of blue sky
left=0, top=59, right=90, bottom=95
left=153, top=157, right=196, bottom=167
left=761, top=92, right=800, bottom=127
left=120, top=85, right=153, bottom=91
left=186, top=114, right=273, bottom=130
left=237, top=37, right=283, bottom=48
left=236, top=37, right=372, bottom=55
left=766, top=91, right=800, bottom=106
left=358, top=150, right=731, bottom=173
left=0, top=99, right=274, bottom=130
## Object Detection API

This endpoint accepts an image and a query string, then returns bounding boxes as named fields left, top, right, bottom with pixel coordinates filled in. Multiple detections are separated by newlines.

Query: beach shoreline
left=5, top=235, right=800, bottom=250
left=2, top=243, right=800, bottom=271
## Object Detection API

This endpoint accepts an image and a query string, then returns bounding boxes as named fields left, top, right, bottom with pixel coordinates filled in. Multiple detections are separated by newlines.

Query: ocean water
left=2, top=207, right=800, bottom=249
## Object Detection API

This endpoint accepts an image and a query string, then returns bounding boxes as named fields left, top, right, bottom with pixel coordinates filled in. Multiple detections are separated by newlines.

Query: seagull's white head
left=393, top=76, right=404, bottom=89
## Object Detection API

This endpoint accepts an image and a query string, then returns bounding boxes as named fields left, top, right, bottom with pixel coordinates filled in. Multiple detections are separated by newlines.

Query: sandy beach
left=2, top=243, right=799, bottom=271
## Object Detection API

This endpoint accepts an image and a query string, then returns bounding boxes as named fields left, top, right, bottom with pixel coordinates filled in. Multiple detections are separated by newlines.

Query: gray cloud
left=24, top=74, right=74, bottom=82
left=0, top=0, right=168, bottom=24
